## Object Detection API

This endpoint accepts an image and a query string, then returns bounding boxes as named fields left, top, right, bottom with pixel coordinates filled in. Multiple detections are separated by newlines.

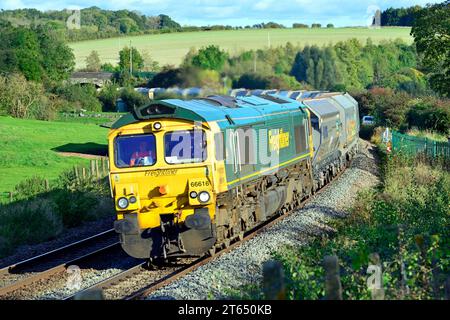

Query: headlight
left=129, top=196, right=137, bottom=204
left=117, top=197, right=129, bottom=209
left=189, top=191, right=198, bottom=199
left=153, top=122, right=162, bottom=130
left=198, top=191, right=210, bottom=203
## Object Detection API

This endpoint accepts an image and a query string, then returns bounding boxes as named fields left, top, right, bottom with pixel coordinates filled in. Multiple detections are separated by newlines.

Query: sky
left=0, top=0, right=443, bottom=27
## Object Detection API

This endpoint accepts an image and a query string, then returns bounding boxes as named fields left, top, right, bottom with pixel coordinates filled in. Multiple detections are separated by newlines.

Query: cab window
left=164, top=130, right=207, bottom=164
left=115, top=134, right=156, bottom=168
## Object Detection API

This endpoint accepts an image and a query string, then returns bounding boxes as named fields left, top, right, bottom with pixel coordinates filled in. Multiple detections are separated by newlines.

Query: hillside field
left=70, top=27, right=413, bottom=69
left=0, top=116, right=108, bottom=201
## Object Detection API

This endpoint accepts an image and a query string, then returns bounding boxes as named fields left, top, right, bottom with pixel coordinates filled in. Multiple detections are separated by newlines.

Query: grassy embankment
left=232, top=134, right=449, bottom=299
left=0, top=115, right=120, bottom=257
left=0, top=116, right=110, bottom=200
left=70, top=27, right=413, bottom=68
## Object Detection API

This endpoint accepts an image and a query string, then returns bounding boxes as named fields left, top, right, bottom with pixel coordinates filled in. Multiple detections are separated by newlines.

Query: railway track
left=66, top=160, right=351, bottom=300
left=0, top=156, right=353, bottom=300
left=0, top=228, right=119, bottom=297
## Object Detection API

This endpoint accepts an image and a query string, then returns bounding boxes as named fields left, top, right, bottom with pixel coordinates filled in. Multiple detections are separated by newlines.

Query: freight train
left=108, top=90, right=359, bottom=260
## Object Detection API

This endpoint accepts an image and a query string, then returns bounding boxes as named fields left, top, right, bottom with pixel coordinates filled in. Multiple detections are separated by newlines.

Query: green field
left=70, top=27, right=413, bottom=69
left=0, top=116, right=108, bottom=200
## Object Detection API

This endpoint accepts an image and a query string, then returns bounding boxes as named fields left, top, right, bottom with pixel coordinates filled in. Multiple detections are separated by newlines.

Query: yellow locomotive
left=108, top=92, right=359, bottom=260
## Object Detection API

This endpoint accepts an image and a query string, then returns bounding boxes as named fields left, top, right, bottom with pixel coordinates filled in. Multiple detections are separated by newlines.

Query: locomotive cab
left=108, top=102, right=218, bottom=260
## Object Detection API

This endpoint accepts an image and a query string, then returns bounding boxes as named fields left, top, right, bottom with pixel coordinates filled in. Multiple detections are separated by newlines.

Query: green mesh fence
left=392, top=131, right=450, bottom=159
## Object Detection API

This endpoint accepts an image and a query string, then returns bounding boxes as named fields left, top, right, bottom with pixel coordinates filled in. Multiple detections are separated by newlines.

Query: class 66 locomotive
left=108, top=91, right=359, bottom=261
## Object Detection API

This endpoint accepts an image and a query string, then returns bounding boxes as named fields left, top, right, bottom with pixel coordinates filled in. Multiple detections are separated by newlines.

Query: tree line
left=0, top=7, right=334, bottom=43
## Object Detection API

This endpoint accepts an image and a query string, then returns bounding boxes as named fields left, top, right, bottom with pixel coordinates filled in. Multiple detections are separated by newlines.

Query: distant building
left=68, top=72, right=114, bottom=88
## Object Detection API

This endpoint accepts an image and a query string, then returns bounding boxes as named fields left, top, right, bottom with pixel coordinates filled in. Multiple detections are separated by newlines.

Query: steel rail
left=0, top=229, right=117, bottom=296
left=65, top=161, right=350, bottom=300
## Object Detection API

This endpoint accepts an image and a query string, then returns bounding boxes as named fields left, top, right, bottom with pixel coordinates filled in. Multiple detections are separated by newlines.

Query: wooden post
left=44, top=179, right=49, bottom=191
left=90, top=160, right=95, bottom=178
left=95, top=159, right=99, bottom=178
left=101, top=158, right=106, bottom=176
left=9, top=192, right=13, bottom=203
left=323, top=255, right=342, bottom=300
left=82, top=167, right=86, bottom=179
left=74, top=166, right=79, bottom=181
left=263, top=260, right=286, bottom=300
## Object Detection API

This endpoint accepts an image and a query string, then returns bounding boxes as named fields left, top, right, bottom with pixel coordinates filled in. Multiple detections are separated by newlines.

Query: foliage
left=0, top=167, right=113, bottom=257
left=0, top=73, right=55, bottom=120
left=54, top=83, right=102, bottom=112
left=0, top=25, right=74, bottom=83
left=148, top=66, right=183, bottom=88
left=191, top=45, right=229, bottom=71
left=0, top=8, right=183, bottom=42
left=411, top=1, right=450, bottom=97
left=118, top=46, right=144, bottom=73
left=120, top=87, right=149, bottom=111
left=84, top=50, right=102, bottom=72
left=98, top=83, right=120, bottom=112
left=380, top=6, right=422, bottom=26
left=407, top=98, right=450, bottom=134
left=234, top=153, right=449, bottom=300
left=292, top=23, right=309, bottom=28
left=352, top=88, right=450, bottom=134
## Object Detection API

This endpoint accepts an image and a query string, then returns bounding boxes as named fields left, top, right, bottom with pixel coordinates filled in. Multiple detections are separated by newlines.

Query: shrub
left=98, top=83, right=120, bottom=112
left=54, top=84, right=102, bottom=112
left=0, top=198, right=63, bottom=256
left=13, top=176, right=49, bottom=201
left=120, top=87, right=150, bottom=111
left=0, top=73, right=54, bottom=120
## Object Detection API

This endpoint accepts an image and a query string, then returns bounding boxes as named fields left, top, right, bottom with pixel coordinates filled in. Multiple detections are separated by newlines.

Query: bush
left=407, top=99, right=450, bottom=135
left=120, top=87, right=150, bottom=111
left=0, top=73, right=55, bottom=120
left=13, top=176, right=49, bottom=201
left=0, top=166, right=113, bottom=257
left=54, top=84, right=102, bottom=112
left=0, top=198, right=63, bottom=256
left=98, top=83, right=120, bottom=112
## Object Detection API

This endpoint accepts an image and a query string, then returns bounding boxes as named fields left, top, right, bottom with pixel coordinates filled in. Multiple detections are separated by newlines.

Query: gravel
left=147, top=139, right=380, bottom=300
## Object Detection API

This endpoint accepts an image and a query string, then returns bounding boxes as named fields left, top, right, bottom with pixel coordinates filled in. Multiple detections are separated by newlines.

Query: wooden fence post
left=44, top=179, right=49, bottom=191
left=323, top=255, right=342, bottom=300
left=9, top=192, right=13, bottom=203
left=95, top=159, right=100, bottom=178
left=82, top=167, right=86, bottom=179
left=74, top=166, right=79, bottom=182
left=101, top=158, right=106, bottom=176
left=90, top=160, right=95, bottom=178
left=263, top=260, right=286, bottom=300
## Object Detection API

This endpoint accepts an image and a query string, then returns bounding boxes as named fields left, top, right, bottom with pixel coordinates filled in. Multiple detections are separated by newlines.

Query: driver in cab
left=130, top=141, right=155, bottom=166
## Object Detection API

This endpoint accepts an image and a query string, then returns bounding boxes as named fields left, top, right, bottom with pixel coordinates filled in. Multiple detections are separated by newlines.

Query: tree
left=85, top=50, right=102, bottom=72
left=0, top=25, right=74, bottom=83
left=0, top=73, right=50, bottom=119
left=118, top=46, right=144, bottom=73
left=327, top=24, right=334, bottom=28
left=191, top=45, right=228, bottom=71
left=141, top=50, right=160, bottom=72
left=34, top=25, right=75, bottom=82
left=411, top=1, right=450, bottom=96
